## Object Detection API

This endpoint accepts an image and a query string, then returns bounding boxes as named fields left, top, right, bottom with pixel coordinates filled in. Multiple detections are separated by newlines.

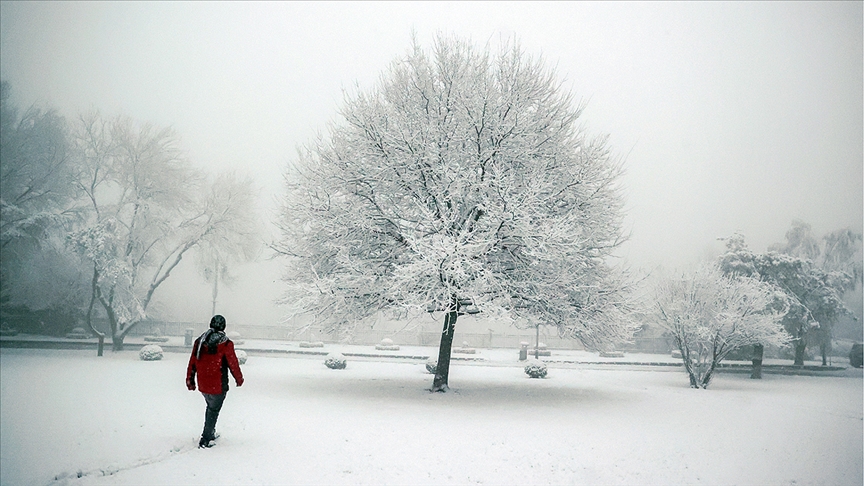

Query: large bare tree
left=277, top=35, right=636, bottom=391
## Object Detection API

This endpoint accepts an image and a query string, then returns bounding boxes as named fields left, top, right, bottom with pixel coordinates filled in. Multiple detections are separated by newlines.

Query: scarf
left=195, top=329, right=228, bottom=360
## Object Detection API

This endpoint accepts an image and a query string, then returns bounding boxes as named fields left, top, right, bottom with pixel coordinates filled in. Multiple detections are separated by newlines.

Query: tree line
left=2, top=34, right=861, bottom=389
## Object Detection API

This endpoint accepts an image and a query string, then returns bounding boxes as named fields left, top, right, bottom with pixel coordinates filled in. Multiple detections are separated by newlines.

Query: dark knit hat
left=210, top=315, right=226, bottom=331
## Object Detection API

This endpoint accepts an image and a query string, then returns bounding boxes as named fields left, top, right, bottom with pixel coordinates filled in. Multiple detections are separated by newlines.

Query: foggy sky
left=1, top=1, right=861, bottom=325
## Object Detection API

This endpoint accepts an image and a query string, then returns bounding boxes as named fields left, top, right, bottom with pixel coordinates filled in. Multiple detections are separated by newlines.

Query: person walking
left=186, top=314, right=244, bottom=448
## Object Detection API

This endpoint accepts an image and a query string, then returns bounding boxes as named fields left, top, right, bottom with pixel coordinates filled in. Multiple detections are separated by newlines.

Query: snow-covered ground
left=1, top=348, right=861, bottom=486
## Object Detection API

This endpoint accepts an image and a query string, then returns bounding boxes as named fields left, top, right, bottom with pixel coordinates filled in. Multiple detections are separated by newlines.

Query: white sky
left=1, top=1, right=861, bottom=325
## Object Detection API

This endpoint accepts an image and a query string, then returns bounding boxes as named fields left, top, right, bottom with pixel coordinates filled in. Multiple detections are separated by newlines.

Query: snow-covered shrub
left=325, top=352, right=347, bottom=369
left=227, top=331, right=244, bottom=345
left=139, top=344, right=164, bottom=361
left=375, top=338, right=400, bottom=351
left=235, top=349, right=248, bottom=365
left=524, top=359, right=547, bottom=378
left=425, top=359, right=437, bottom=374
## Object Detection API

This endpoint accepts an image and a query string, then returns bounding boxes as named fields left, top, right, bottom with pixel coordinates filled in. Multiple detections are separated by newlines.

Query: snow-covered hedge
left=66, top=327, right=89, bottom=339
left=425, top=359, right=437, bottom=374
left=453, top=341, right=476, bottom=354
left=325, top=353, right=347, bottom=369
left=299, top=341, right=324, bottom=348
left=139, top=345, right=164, bottom=361
left=235, top=349, right=248, bottom=365
left=524, top=359, right=547, bottom=378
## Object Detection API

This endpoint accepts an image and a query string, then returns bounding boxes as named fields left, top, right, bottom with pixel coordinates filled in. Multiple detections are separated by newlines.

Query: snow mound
left=235, top=349, right=248, bottom=365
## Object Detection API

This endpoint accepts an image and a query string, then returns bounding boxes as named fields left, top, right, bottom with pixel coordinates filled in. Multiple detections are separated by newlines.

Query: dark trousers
left=201, top=392, right=226, bottom=441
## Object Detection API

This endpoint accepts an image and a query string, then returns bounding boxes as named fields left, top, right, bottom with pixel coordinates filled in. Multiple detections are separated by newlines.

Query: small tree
left=277, top=35, right=636, bottom=392
left=652, top=264, right=789, bottom=389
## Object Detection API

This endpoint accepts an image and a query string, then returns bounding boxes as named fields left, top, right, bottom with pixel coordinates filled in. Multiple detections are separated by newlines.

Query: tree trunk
left=431, top=309, right=458, bottom=392
left=820, top=341, right=828, bottom=366
left=534, top=324, right=540, bottom=359
left=211, top=264, right=219, bottom=316
left=793, top=339, right=806, bottom=366
left=700, top=358, right=719, bottom=389
left=112, top=334, right=124, bottom=352
left=86, top=265, right=106, bottom=357
left=750, top=344, right=764, bottom=379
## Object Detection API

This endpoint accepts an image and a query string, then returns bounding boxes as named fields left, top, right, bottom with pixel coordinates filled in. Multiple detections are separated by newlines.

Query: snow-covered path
left=1, top=348, right=861, bottom=485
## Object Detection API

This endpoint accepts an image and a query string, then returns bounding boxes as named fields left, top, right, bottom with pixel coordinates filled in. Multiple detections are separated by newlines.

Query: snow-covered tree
left=0, top=81, right=87, bottom=325
left=0, top=81, right=77, bottom=249
left=652, top=264, right=789, bottom=389
left=721, top=231, right=857, bottom=365
left=276, top=35, right=636, bottom=391
left=69, top=113, right=259, bottom=353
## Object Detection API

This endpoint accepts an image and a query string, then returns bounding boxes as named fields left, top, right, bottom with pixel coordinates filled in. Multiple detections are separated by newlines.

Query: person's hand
left=236, top=378, right=244, bottom=387
left=187, top=379, right=196, bottom=391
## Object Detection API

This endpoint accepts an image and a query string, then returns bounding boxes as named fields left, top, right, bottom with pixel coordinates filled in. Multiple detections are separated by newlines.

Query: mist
left=1, top=1, right=861, bottom=325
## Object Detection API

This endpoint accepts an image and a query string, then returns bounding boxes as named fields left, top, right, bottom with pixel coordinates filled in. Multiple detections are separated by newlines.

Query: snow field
left=1, top=348, right=861, bottom=486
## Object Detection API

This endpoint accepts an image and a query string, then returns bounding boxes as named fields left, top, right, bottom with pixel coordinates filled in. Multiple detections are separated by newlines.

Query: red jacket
left=187, top=334, right=244, bottom=394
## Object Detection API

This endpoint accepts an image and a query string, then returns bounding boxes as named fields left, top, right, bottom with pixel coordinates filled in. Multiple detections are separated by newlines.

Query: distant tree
left=768, top=219, right=821, bottom=261
left=68, top=113, right=258, bottom=353
left=193, top=172, right=261, bottom=316
left=719, top=233, right=854, bottom=365
left=276, top=35, right=636, bottom=392
left=0, top=81, right=87, bottom=329
left=652, top=264, right=789, bottom=388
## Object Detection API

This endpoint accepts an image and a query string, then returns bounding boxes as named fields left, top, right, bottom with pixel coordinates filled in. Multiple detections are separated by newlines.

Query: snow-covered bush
left=325, top=352, right=347, bottom=369
left=235, top=349, right=248, bottom=365
left=375, top=338, right=400, bottom=351
left=139, top=344, right=164, bottom=361
left=425, top=359, right=437, bottom=374
left=524, top=359, right=547, bottom=378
